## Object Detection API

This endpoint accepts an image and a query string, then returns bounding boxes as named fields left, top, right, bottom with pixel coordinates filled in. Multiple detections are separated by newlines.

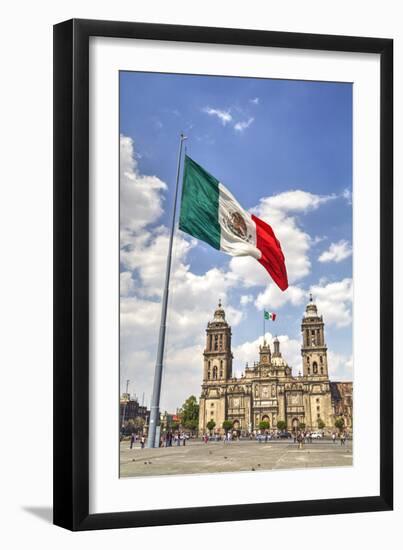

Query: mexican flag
left=179, top=156, right=288, bottom=291
left=264, top=311, right=276, bottom=321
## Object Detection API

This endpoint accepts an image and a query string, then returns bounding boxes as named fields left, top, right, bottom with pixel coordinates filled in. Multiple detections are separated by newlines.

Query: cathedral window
left=307, top=356, right=310, bottom=364
left=307, top=367, right=310, bottom=375
left=320, top=355, right=323, bottom=364
left=313, top=362, right=318, bottom=374
left=320, top=366, right=324, bottom=375
left=208, top=371, right=211, bottom=380
left=214, top=335, right=218, bottom=350
left=213, top=366, right=218, bottom=379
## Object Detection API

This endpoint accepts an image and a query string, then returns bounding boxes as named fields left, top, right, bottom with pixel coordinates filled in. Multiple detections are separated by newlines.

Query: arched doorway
left=292, top=418, right=299, bottom=432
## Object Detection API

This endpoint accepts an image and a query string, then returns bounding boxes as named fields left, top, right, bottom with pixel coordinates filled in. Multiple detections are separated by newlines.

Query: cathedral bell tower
left=203, top=300, right=233, bottom=382
left=301, top=294, right=329, bottom=378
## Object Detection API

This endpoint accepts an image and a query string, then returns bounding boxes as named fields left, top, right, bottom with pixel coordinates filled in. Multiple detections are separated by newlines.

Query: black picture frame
left=53, top=18, right=393, bottom=531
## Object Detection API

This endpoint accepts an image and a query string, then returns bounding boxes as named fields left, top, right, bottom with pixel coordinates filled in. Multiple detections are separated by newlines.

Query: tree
left=317, top=418, right=325, bottom=430
left=180, top=395, right=199, bottom=434
left=299, top=422, right=306, bottom=430
left=335, top=417, right=345, bottom=432
left=276, top=420, right=287, bottom=431
left=206, top=420, right=216, bottom=434
left=222, top=420, right=233, bottom=433
left=259, top=420, right=270, bottom=431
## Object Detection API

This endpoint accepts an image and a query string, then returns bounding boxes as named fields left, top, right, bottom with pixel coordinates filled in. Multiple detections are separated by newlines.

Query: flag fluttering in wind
left=264, top=310, right=276, bottom=321
left=179, top=156, right=288, bottom=291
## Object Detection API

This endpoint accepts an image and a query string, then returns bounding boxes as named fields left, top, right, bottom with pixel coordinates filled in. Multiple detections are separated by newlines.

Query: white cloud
left=234, top=117, right=254, bottom=132
left=120, top=135, right=167, bottom=233
left=240, top=294, right=254, bottom=305
left=318, top=240, right=352, bottom=263
left=260, top=190, right=336, bottom=213
left=255, top=284, right=305, bottom=310
left=250, top=97, right=259, bottom=105
left=310, top=278, right=353, bottom=327
left=203, top=107, right=232, bottom=126
left=328, top=351, right=353, bottom=380
left=120, top=271, right=134, bottom=297
left=312, top=235, right=327, bottom=245
left=342, top=188, right=352, bottom=205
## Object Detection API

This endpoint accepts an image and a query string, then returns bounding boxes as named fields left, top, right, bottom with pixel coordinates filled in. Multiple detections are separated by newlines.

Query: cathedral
left=198, top=296, right=353, bottom=434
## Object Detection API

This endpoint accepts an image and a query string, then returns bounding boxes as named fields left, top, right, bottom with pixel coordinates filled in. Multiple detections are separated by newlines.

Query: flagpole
left=147, top=133, right=187, bottom=448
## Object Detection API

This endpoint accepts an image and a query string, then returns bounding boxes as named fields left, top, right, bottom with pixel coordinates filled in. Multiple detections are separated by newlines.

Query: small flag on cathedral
left=179, top=155, right=288, bottom=291
left=264, top=310, right=276, bottom=321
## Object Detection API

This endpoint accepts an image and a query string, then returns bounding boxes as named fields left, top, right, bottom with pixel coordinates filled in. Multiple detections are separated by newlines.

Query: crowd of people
left=128, top=429, right=350, bottom=449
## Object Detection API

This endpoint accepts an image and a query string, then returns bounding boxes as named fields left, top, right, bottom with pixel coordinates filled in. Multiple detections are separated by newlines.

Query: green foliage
left=276, top=420, right=287, bottom=431
left=259, top=420, right=270, bottom=431
left=335, top=417, right=345, bottom=431
left=206, top=420, right=216, bottom=433
left=222, top=420, right=233, bottom=433
left=317, top=418, right=326, bottom=430
left=170, top=422, right=180, bottom=431
left=180, top=395, right=199, bottom=433
left=299, top=422, right=306, bottom=430
left=124, top=417, right=145, bottom=434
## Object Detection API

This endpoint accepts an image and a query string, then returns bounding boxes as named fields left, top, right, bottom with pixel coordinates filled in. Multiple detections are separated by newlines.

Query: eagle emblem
left=223, top=211, right=252, bottom=242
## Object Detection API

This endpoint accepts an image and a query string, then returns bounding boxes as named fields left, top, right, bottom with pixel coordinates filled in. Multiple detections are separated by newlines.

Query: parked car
left=310, top=431, right=323, bottom=439
left=278, top=431, right=292, bottom=439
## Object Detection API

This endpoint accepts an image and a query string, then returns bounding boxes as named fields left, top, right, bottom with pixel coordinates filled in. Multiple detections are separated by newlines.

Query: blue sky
left=119, top=71, right=353, bottom=411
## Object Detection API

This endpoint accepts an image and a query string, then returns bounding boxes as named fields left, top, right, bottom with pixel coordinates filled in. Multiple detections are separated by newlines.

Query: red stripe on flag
left=252, top=214, right=288, bottom=291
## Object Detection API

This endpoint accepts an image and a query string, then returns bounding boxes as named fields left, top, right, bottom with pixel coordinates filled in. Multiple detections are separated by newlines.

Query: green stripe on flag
left=179, top=156, right=221, bottom=250
left=264, top=311, right=269, bottom=320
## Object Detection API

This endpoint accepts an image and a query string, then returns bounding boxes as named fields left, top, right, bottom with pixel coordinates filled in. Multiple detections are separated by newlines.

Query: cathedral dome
left=305, top=293, right=319, bottom=317
left=213, top=299, right=226, bottom=322
left=271, top=356, right=287, bottom=367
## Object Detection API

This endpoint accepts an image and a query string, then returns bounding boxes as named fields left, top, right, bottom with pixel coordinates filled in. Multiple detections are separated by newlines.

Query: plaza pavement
left=120, top=438, right=353, bottom=477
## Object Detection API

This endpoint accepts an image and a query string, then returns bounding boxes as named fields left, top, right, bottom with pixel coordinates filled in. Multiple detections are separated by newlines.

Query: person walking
left=340, top=432, right=346, bottom=446
left=140, top=435, right=145, bottom=449
left=332, top=432, right=336, bottom=444
left=130, top=432, right=136, bottom=449
left=297, top=431, right=304, bottom=449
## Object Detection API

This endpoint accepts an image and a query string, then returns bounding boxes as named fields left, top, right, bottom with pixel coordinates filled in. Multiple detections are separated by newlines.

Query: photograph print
left=119, top=70, right=353, bottom=478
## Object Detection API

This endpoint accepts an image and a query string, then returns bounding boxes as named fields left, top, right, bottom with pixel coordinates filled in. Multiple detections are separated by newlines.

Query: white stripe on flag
left=218, top=182, right=261, bottom=259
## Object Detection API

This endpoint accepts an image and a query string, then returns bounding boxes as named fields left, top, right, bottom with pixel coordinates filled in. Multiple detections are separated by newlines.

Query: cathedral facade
left=198, top=297, right=353, bottom=434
